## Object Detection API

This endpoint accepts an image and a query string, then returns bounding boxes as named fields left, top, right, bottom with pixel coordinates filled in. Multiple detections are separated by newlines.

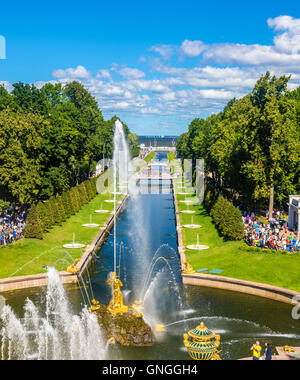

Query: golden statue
left=90, top=299, right=101, bottom=312
left=156, top=324, right=165, bottom=333
left=183, top=322, right=221, bottom=360
left=106, top=272, right=128, bottom=316
left=183, top=260, right=196, bottom=274
left=67, top=264, right=79, bottom=274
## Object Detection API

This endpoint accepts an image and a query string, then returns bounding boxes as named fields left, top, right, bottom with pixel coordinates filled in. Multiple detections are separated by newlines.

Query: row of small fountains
left=176, top=182, right=222, bottom=360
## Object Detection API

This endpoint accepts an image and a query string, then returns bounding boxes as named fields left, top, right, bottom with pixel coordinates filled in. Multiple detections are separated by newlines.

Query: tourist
left=264, top=342, right=272, bottom=360
left=0, top=205, right=26, bottom=246
left=243, top=211, right=299, bottom=253
left=250, top=341, right=262, bottom=360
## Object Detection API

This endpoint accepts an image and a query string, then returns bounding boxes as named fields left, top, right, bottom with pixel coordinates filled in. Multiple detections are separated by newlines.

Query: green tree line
left=0, top=81, right=139, bottom=206
left=177, top=72, right=300, bottom=216
left=24, top=177, right=97, bottom=239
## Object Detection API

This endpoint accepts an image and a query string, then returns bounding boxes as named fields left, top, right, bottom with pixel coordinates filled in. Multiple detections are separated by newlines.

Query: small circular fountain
left=186, top=234, right=209, bottom=250
left=82, top=223, right=100, bottom=228
left=186, top=244, right=209, bottom=250
left=179, top=200, right=196, bottom=204
left=63, top=243, right=85, bottom=249
left=63, top=233, right=86, bottom=249
left=183, top=224, right=202, bottom=229
left=82, top=215, right=100, bottom=228
left=183, top=216, right=202, bottom=229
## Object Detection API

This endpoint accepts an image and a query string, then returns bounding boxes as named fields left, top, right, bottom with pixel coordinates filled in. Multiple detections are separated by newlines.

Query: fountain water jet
left=0, top=268, right=106, bottom=360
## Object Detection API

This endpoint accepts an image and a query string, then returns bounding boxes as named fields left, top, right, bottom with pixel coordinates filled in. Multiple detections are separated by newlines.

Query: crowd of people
left=0, top=205, right=26, bottom=246
left=243, top=210, right=299, bottom=252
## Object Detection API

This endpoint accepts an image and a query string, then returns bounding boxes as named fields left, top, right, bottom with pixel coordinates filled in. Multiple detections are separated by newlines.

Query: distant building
left=288, top=195, right=300, bottom=235
left=138, top=136, right=179, bottom=148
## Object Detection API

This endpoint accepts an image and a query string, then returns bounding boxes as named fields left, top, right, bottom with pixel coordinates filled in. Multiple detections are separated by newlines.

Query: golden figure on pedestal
left=182, top=260, right=196, bottom=274
left=106, top=271, right=128, bottom=316
left=90, top=299, right=101, bottom=312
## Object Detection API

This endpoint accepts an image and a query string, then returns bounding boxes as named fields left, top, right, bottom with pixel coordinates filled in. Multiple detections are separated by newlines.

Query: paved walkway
left=239, top=346, right=300, bottom=360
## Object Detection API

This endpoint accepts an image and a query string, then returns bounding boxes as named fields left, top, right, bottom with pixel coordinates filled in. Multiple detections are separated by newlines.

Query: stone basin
left=183, top=224, right=202, bottom=229
left=186, top=245, right=209, bottom=250
left=63, top=243, right=86, bottom=249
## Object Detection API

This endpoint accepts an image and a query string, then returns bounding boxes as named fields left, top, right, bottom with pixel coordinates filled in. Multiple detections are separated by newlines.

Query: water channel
left=1, top=151, right=299, bottom=360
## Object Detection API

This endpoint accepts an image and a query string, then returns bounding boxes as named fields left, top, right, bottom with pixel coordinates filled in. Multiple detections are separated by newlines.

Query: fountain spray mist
left=113, top=120, right=131, bottom=274
left=0, top=268, right=106, bottom=360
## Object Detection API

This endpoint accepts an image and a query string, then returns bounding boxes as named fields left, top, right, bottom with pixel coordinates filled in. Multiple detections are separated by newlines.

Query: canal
left=2, top=151, right=299, bottom=360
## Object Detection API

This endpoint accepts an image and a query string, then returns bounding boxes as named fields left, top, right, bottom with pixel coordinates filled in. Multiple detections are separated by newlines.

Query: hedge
left=204, top=182, right=244, bottom=241
left=24, top=177, right=98, bottom=239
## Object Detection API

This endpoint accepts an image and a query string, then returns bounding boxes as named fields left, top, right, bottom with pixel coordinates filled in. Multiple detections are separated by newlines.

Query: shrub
left=56, top=195, right=66, bottom=223
left=49, top=196, right=60, bottom=225
left=70, top=187, right=80, bottom=213
left=210, top=195, right=228, bottom=227
left=24, top=204, right=44, bottom=239
left=44, top=199, right=55, bottom=229
left=62, top=191, right=72, bottom=218
left=209, top=193, right=244, bottom=241
left=219, top=201, right=244, bottom=241
left=204, top=183, right=219, bottom=211
left=78, top=183, right=88, bottom=205
left=35, top=200, right=54, bottom=232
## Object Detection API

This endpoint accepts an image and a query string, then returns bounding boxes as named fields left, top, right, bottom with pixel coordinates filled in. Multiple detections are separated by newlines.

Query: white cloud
left=96, top=69, right=112, bottom=79
left=6, top=15, right=300, bottom=131
left=149, top=44, right=175, bottom=60
left=119, top=67, right=145, bottom=79
left=268, top=16, right=300, bottom=54
left=52, top=65, right=90, bottom=79
left=0, top=81, right=13, bottom=92
left=180, top=40, right=206, bottom=57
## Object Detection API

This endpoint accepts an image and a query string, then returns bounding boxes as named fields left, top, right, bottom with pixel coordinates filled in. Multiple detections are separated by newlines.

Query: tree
left=243, top=73, right=299, bottom=216
left=0, top=85, right=14, bottom=111
left=0, top=109, right=49, bottom=204
left=56, top=195, right=66, bottom=223
left=177, top=72, right=300, bottom=213
left=24, top=204, right=43, bottom=239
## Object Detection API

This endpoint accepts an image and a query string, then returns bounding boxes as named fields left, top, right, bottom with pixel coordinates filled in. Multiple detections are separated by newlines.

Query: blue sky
left=1, top=1, right=300, bottom=135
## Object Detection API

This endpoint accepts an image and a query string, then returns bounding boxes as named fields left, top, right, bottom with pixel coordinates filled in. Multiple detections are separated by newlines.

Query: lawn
left=0, top=193, right=122, bottom=279
left=174, top=181, right=300, bottom=292
left=144, top=151, right=156, bottom=163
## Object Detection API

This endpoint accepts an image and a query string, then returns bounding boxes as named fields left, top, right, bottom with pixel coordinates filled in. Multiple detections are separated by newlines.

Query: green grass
left=144, top=151, right=156, bottom=163
left=168, top=152, right=176, bottom=162
left=0, top=193, right=122, bottom=279
left=174, top=183, right=300, bottom=292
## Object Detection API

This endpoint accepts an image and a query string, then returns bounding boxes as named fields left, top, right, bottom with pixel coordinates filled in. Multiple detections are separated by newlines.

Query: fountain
left=82, top=214, right=100, bottom=228
left=180, top=210, right=196, bottom=214
left=0, top=267, right=106, bottom=360
left=186, top=233, right=209, bottom=250
left=95, top=203, right=110, bottom=214
left=63, top=233, right=85, bottom=249
left=183, top=216, right=202, bottom=229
